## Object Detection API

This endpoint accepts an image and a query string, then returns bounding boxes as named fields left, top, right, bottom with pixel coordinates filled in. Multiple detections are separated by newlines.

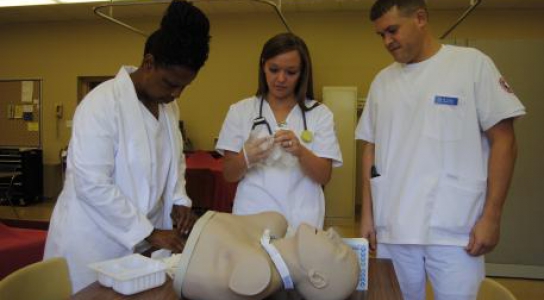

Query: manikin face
left=140, top=54, right=197, bottom=104
left=294, top=224, right=358, bottom=300
left=374, top=6, right=426, bottom=64
left=263, top=50, right=302, bottom=101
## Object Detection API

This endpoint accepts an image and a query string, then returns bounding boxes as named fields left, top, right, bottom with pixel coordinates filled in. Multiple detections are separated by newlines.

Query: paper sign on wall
left=7, top=104, right=15, bottom=119
left=23, top=105, right=34, bottom=120
left=21, top=81, right=33, bottom=103
left=14, top=105, right=23, bottom=118
left=27, top=122, right=39, bottom=131
left=23, top=105, right=33, bottom=113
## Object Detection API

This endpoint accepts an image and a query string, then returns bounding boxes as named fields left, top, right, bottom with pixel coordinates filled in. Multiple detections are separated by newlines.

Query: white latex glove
left=265, top=128, right=298, bottom=168
left=243, top=131, right=273, bottom=168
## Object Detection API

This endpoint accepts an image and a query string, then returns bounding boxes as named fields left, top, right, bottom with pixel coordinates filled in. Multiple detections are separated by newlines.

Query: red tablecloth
left=0, top=222, right=47, bottom=279
left=185, top=151, right=237, bottom=213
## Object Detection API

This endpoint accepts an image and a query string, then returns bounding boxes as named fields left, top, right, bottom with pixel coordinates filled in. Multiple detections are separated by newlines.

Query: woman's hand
left=274, top=129, right=332, bottom=185
left=243, top=135, right=273, bottom=167
left=171, top=205, right=196, bottom=236
left=145, top=229, right=185, bottom=253
left=274, top=129, right=303, bottom=157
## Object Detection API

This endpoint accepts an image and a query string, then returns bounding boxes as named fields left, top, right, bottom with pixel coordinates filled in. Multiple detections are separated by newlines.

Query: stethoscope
left=251, top=97, right=319, bottom=143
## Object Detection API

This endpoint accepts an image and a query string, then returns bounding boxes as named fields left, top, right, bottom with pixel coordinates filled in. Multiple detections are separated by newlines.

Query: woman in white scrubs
left=44, top=1, right=211, bottom=293
left=216, top=33, right=342, bottom=231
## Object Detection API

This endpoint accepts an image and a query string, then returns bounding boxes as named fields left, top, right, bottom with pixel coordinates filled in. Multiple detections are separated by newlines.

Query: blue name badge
left=434, top=95, right=458, bottom=106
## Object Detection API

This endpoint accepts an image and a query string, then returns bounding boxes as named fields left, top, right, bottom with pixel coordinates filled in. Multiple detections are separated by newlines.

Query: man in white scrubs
left=44, top=1, right=211, bottom=293
left=356, top=1, right=525, bottom=300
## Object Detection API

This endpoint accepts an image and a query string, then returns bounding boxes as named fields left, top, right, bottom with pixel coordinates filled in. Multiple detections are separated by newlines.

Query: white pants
left=378, top=244, right=485, bottom=300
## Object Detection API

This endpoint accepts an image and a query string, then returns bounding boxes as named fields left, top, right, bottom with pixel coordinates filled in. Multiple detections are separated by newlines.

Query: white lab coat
left=44, top=66, right=191, bottom=293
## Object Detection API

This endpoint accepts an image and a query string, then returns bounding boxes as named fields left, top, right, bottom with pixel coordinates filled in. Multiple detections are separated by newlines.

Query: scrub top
left=216, top=96, right=342, bottom=230
left=355, top=45, right=525, bottom=246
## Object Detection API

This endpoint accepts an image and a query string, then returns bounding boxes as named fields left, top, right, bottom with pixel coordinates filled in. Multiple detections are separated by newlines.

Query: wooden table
left=71, top=258, right=403, bottom=300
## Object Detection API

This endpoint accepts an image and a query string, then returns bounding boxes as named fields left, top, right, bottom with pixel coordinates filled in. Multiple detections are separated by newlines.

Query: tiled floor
left=1, top=201, right=543, bottom=299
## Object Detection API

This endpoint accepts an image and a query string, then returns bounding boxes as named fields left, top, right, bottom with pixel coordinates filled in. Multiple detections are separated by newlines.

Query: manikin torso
left=180, top=212, right=287, bottom=300
left=174, top=211, right=358, bottom=300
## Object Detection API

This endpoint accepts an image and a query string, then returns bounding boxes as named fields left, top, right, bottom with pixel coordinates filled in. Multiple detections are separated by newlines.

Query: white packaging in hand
left=249, top=124, right=297, bottom=168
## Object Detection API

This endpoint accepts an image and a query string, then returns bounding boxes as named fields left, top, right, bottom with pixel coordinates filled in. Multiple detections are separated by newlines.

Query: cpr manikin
left=173, top=211, right=358, bottom=300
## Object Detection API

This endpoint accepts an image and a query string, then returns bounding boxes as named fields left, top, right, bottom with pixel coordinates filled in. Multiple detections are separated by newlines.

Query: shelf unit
left=0, top=148, right=43, bottom=206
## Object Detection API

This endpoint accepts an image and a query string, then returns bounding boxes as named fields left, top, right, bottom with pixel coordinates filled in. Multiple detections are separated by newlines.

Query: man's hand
left=145, top=229, right=185, bottom=253
left=466, top=216, right=501, bottom=256
left=360, top=219, right=377, bottom=253
left=171, top=205, right=196, bottom=236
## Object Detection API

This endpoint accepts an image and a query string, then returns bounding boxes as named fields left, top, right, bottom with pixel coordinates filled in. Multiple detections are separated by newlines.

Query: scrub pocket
left=424, top=94, right=466, bottom=141
left=430, top=175, right=486, bottom=234
left=370, top=175, right=388, bottom=229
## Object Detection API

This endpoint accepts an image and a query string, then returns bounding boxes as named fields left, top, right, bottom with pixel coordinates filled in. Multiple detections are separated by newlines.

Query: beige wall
left=0, top=8, right=543, bottom=165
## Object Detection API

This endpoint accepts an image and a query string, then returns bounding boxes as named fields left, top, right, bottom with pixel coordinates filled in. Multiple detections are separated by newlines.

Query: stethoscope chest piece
left=300, top=130, right=313, bottom=143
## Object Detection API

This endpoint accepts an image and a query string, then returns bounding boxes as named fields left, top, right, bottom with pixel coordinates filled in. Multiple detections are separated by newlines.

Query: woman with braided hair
left=44, top=0, right=211, bottom=293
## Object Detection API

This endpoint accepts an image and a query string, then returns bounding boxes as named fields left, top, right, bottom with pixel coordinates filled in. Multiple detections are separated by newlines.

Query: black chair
left=0, top=171, right=21, bottom=218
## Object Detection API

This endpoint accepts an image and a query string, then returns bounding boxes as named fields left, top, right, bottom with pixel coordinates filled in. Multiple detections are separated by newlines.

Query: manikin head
left=286, top=223, right=359, bottom=300
left=173, top=211, right=358, bottom=300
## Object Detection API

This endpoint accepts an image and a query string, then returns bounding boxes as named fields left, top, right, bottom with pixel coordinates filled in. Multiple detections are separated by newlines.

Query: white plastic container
left=343, top=238, right=369, bottom=291
left=89, top=254, right=167, bottom=295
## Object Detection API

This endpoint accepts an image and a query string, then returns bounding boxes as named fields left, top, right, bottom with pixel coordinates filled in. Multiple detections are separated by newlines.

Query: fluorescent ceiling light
left=58, top=0, right=107, bottom=3
left=0, top=0, right=108, bottom=8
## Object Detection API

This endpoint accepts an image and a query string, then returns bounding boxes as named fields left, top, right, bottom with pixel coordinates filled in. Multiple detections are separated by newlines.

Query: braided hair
left=144, top=0, right=210, bottom=72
